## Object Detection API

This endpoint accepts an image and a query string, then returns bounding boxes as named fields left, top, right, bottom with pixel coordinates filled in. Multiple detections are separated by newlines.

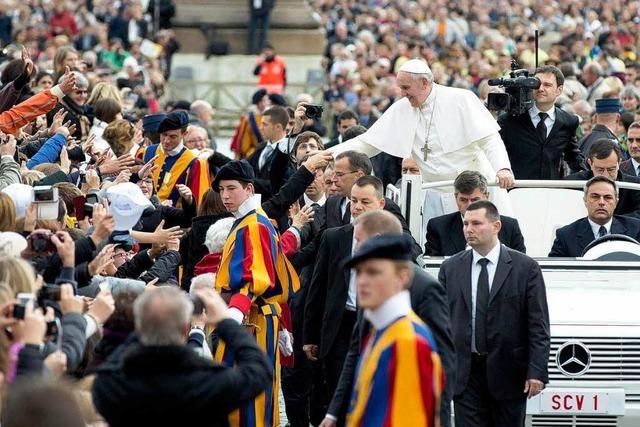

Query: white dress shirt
left=631, top=157, right=640, bottom=176
left=470, top=241, right=501, bottom=353
left=346, top=234, right=357, bottom=311
left=303, top=193, right=326, bottom=207
left=588, top=218, right=612, bottom=239
left=529, top=104, right=556, bottom=138
left=258, top=136, right=292, bottom=170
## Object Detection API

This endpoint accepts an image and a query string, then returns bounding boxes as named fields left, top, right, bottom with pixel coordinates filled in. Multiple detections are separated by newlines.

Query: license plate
left=527, top=388, right=625, bottom=415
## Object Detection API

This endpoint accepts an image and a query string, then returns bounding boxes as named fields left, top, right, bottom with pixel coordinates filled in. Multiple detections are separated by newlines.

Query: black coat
left=620, top=159, right=638, bottom=177
left=439, top=245, right=550, bottom=399
left=549, top=215, right=640, bottom=257
left=564, top=169, right=640, bottom=216
left=498, top=107, right=585, bottom=179
left=425, top=212, right=526, bottom=256
left=179, top=213, right=231, bottom=290
left=303, top=224, right=353, bottom=358
left=92, top=320, right=272, bottom=427
left=328, top=265, right=456, bottom=426
left=292, top=195, right=422, bottom=268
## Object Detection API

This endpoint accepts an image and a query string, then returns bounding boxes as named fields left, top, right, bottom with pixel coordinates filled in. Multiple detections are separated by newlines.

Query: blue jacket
left=26, top=133, right=67, bottom=170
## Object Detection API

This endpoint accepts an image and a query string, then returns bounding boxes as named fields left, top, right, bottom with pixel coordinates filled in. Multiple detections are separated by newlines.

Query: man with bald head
left=295, top=58, right=515, bottom=215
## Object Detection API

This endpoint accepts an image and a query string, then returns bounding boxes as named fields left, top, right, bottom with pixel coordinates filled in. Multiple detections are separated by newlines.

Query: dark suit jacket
left=246, top=142, right=272, bottom=194
left=439, top=245, right=550, bottom=399
left=303, top=224, right=354, bottom=358
left=292, top=196, right=422, bottom=268
left=325, top=135, right=341, bottom=149
left=498, top=107, right=585, bottom=179
left=425, top=212, right=526, bottom=256
left=564, top=169, right=640, bottom=215
left=328, top=265, right=456, bottom=426
left=620, top=159, right=638, bottom=177
left=549, top=215, right=640, bottom=257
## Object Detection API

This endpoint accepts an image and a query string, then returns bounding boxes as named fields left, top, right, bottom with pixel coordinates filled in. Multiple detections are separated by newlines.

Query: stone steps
left=172, top=0, right=324, bottom=54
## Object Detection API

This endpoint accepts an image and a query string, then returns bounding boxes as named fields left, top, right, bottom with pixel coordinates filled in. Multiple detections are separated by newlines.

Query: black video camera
left=487, top=60, right=540, bottom=116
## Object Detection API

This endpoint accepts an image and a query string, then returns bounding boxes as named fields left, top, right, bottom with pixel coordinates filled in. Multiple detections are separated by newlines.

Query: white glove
left=226, top=307, right=244, bottom=324
left=278, top=329, right=293, bottom=357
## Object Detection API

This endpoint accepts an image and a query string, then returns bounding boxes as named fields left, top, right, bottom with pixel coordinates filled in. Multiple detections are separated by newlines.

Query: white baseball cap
left=106, top=183, right=153, bottom=231
left=1, top=183, right=33, bottom=218
left=0, top=232, right=27, bottom=257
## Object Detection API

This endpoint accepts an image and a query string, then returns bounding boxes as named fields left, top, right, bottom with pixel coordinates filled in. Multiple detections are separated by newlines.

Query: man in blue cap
left=578, top=98, right=621, bottom=158
left=138, top=110, right=211, bottom=207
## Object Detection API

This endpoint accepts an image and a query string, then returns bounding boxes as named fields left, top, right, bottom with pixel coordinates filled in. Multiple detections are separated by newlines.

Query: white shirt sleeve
left=475, top=132, right=512, bottom=173
left=327, top=137, right=382, bottom=158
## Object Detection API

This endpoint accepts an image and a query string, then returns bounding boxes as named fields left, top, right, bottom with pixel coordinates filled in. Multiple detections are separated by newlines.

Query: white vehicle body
left=388, top=178, right=640, bottom=426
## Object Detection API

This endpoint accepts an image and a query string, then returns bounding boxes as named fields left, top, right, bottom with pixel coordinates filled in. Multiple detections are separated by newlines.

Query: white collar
left=588, top=217, right=613, bottom=235
left=471, top=240, right=501, bottom=266
left=167, top=142, right=185, bottom=157
left=364, top=290, right=412, bottom=330
left=303, top=193, right=326, bottom=207
left=233, top=194, right=262, bottom=218
left=631, top=157, right=640, bottom=173
left=530, top=103, right=556, bottom=121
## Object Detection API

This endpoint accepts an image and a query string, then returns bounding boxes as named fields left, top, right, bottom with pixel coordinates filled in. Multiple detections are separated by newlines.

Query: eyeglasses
left=74, top=89, right=88, bottom=95
left=333, top=170, right=358, bottom=179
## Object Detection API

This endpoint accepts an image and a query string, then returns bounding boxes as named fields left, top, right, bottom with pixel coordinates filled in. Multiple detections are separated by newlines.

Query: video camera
left=487, top=60, right=541, bottom=116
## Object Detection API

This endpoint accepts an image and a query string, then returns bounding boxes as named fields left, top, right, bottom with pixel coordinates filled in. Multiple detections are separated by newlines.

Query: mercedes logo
left=556, top=341, right=591, bottom=377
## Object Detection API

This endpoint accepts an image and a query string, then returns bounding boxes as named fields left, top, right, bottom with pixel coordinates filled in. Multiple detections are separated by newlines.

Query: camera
left=304, top=104, right=323, bottom=120
left=32, top=186, right=60, bottom=220
left=190, top=294, right=204, bottom=315
left=12, top=293, right=35, bottom=320
left=38, top=285, right=62, bottom=302
left=487, top=60, right=541, bottom=116
left=29, top=232, right=56, bottom=254
left=83, top=190, right=101, bottom=219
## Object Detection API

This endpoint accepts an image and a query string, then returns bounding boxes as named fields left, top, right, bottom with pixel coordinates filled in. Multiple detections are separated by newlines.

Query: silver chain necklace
left=421, top=88, right=437, bottom=162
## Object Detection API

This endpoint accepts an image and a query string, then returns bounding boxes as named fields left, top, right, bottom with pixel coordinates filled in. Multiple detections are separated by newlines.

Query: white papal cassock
left=331, top=80, right=514, bottom=222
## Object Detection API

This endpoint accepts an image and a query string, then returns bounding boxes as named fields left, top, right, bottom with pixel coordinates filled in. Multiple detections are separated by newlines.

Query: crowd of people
left=0, top=0, right=639, bottom=427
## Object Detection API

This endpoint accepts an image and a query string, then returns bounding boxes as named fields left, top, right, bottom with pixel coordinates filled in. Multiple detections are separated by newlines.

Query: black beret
left=157, top=110, right=189, bottom=134
left=344, top=234, right=414, bottom=268
left=142, top=113, right=167, bottom=133
left=269, top=93, right=287, bottom=106
left=252, top=89, right=268, bottom=105
left=213, top=160, right=255, bottom=192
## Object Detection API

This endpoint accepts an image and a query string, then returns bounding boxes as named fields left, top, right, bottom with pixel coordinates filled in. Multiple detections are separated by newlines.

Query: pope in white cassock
left=304, top=58, right=515, bottom=218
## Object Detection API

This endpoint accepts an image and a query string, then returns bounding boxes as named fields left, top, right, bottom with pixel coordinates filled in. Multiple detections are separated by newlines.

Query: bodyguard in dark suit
left=439, top=200, right=550, bottom=427
left=498, top=65, right=585, bottom=179
left=320, top=210, right=455, bottom=427
left=426, top=171, right=525, bottom=256
left=565, top=139, right=640, bottom=216
left=292, top=151, right=421, bottom=269
left=550, top=175, right=640, bottom=257
left=303, top=177, right=388, bottom=410
left=246, top=106, right=291, bottom=200
left=619, top=122, right=640, bottom=176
